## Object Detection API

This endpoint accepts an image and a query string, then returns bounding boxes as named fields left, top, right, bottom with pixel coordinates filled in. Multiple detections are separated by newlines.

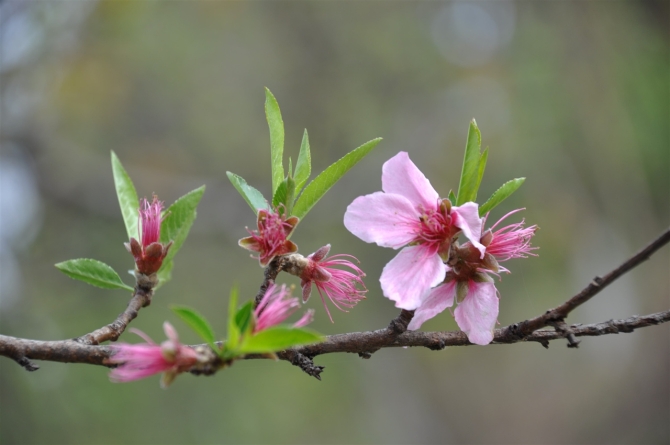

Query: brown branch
left=1, top=310, right=668, bottom=374
left=1, top=229, right=668, bottom=380
left=75, top=272, right=157, bottom=345
left=498, top=227, right=670, bottom=341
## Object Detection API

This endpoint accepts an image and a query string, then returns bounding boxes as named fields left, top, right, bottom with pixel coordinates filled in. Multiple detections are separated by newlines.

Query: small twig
left=254, top=256, right=289, bottom=307
left=75, top=273, right=157, bottom=345
left=499, top=227, right=670, bottom=341
left=388, top=309, right=415, bottom=334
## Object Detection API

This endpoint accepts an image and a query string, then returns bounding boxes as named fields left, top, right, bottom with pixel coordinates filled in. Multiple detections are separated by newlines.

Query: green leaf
left=474, top=147, right=489, bottom=201
left=226, top=286, right=241, bottom=351
left=226, top=172, right=269, bottom=214
left=55, top=259, right=133, bottom=291
left=456, top=120, right=484, bottom=205
left=265, top=88, right=284, bottom=195
left=157, top=186, right=205, bottom=286
left=111, top=151, right=140, bottom=240
left=294, top=129, right=311, bottom=195
left=171, top=305, right=217, bottom=349
left=155, top=260, right=173, bottom=290
left=160, top=186, right=205, bottom=263
left=272, top=176, right=296, bottom=216
left=292, top=137, right=382, bottom=220
left=479, top=178, right=526, bottom=216
left=239, top=327, right=323, bottom=354
left=235, top=301, right=255, bottom=336
left=448, top=190, right=457, bottom=204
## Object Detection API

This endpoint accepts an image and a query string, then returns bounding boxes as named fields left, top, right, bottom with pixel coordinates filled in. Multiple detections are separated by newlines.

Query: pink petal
left=454, top=281, right=498, bottom=345
left=162, top=322, right=180, bottom=345
left=452, top=203, right=485, bottom=258
left=344, top=192, right=420, bottom=248
left=407, top=280, right=457, bottom=330
left=381, top=152, right=439, bottom=211
left=380, top=245, right=447, bottom=310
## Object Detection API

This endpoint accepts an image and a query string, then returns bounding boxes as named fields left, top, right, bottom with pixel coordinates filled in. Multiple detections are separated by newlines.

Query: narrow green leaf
left=479, top=178, right=526, bottom=216
left=272, top=176, right=296, bottom=216
left=456, top=120, right=483, bottom=205
left=294, top=129, right=311, bottom=195
left=265, top=88, right=284, bottom=195
left=111, top=151, right=140, bottom=240
left=235, top=301, right=255, bottom=336
left=226, top=172, right=269, bottom=214
left=239, top=327, right=323, bottom=354
left=55, top=259, right=133, bottom=291
left=292, top=137, right=382, bottom=220
left=226, top=286, right=241, bottom=351
left=448, top=190, right=457, bottom=204
left=155, top=260, right=173, bottom=290
left=474, top=147, right=489, bottom=202
left=171, top=305, right=217, bottom=349
left=160, top=186, right=205, bottom=263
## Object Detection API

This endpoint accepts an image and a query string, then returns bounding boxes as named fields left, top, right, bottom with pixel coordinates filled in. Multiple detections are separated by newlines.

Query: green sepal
left=111, top=151, right=140, bottom=241
left=292, top=137, right=382, bottom=220
left=239, top=327, right=323, bottom=354
left=55, top=258, right=133, bottom=291
left=171, top=305, right=218, bottom=351
left=265, top=88, right=285, bottom=195
left=456, top=120, right=486, bottom=205
left=226, top=172, right=269, bottom=214
left=479, top=178, right=526, bottom=216
left=294, top=129, right=311, bottom=195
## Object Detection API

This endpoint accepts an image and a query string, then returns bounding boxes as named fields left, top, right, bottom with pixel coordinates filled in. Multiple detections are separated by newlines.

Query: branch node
left=358, top=351, right=374, bottom=359
left=428, top=338, right=446, bottom=351
left=281, top=350, right=324, bottom=380
left=388, top=309, right=415, bottom=335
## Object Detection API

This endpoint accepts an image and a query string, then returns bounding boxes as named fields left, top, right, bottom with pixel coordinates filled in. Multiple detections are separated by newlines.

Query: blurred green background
left=1, top=1, right=668, bottom=444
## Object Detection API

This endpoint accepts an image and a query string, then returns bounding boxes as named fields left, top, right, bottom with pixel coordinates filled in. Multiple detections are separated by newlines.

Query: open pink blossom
left=408, top=210, right=537, bottom=345
left=125, top=195, right=172, bottom=275
left=254, top=284, right=314, bottom=332
left=239, top=208, right=299, bottom=267
left=108, top=322, right=199, bottom=388
left=299, top=244, right=367, bottom=322
left=344, top=151, right=484, bottom=310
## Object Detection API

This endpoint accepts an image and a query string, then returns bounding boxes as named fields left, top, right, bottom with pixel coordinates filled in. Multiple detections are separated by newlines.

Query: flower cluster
left=109, top=322, right=202, bottom=388
left=344, top=152, right=536, bottom=345
left=125, top=195, right=172, bottom=276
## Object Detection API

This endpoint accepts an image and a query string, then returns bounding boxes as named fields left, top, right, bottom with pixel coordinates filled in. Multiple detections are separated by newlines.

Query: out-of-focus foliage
left=0, top=1, right=667, bottom=444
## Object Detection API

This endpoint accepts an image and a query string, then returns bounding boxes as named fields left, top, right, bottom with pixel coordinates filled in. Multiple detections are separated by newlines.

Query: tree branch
left=1, top=228, right=668, bottom=380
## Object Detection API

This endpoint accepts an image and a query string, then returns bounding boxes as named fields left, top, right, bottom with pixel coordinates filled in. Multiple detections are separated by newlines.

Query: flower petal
left=452, top=202, right=485, bottom=258
left=381, top=152, right=439, bottom=211
left=380, top=245, right=446, bottom=310
left=453, top=281, right=498, bottom=345
left=407, top=280, right=456, bottom=330
left=344, top=192, right=420, bottom=248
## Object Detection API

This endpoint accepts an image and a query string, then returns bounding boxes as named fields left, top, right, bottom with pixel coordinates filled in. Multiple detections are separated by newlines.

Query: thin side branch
left=498, top=227, right=670, bottom=341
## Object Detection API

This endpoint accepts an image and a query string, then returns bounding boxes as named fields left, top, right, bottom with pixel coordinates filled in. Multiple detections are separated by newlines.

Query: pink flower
left=408, top=210, right=537, bottom=345
left=125, top=195, right=172, bottom=276
left=408, top=274, right=498, bottom=345
left=108, top=322, right=199, bottom=388
left=344, top=151, right=484, bottom=310
left=239, top=208, right=299, bottom=267
left=299, top=245, right=367, bottom=322
left=254, top=284, right=314, bottom=332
